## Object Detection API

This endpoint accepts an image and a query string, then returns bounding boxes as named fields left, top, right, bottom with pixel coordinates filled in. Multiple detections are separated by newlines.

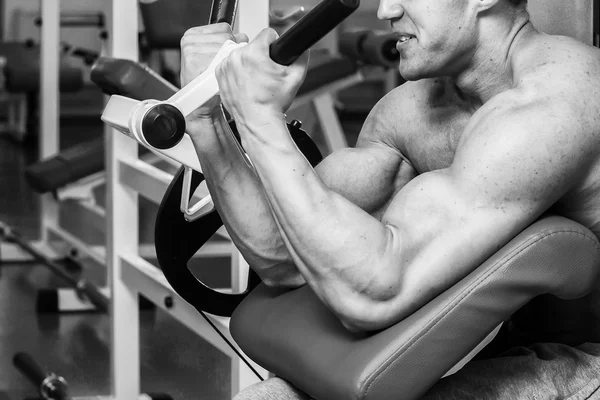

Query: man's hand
left=215, top=28, right=309, bottom=131
left=180, top=23, right=248, bottom=124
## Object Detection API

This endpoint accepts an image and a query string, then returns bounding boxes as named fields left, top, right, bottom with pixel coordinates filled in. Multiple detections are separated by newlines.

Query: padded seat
left=0, top=42, right=83, bottom=93
left=90, top=57, right=178, bottom=100
left=25, top=137, right=105, bottom=193
left=230, top=216, right=600, bottom=400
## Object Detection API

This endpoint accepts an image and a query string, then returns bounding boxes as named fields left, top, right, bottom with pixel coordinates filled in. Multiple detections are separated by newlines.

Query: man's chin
left=399, top=69, right=426, bottom=81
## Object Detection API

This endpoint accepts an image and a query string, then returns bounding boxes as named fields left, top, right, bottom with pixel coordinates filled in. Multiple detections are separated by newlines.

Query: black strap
left=209, top=0, right=238, bottom=25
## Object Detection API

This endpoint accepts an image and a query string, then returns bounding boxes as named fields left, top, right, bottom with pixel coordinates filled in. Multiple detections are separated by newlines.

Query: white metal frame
left=103, top=2, right=271, bottom=396
left=32, top=0, right=365, bottom=398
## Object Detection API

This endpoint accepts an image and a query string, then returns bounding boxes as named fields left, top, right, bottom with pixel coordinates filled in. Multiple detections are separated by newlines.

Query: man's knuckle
left=214, top=22, right=232, bottom=32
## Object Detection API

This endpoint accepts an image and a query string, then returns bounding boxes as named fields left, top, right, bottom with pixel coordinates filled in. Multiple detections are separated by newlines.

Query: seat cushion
left=230, top=216, right=600, bottom=400
left=90, top=57, right=177, bottom=100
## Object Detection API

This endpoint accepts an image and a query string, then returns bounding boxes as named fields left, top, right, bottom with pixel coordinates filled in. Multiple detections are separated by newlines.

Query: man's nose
left=377, top=0, right=404, bottom=20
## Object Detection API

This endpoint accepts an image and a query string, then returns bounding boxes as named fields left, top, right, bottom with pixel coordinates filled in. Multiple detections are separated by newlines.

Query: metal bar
left=0, top=241, right=59, bottom=263
left=210, top=0, right=239, bottom=25
left=56, top=286, right=111, bottom=312
left=235, top=0, right=269, bottom=40
left=120, top=253, right=237, bottom=357
left=47, top=225, right=106, bottom=266
left=35, top=12, right=105, bottom=28
left=39, top=0, right=60, bottom=244
left=290, top=71, right=363, bottom=109
left=105, top=0, right=141, bottom=397
left=1, top=224, right=108, bottom=312
left=313, top=92, right=348, bottom=151
left=119, top=158, right=173, bottom=204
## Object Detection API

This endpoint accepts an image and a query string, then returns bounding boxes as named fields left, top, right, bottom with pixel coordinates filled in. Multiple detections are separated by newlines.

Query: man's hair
left=506, top=0, right=527, bottom=6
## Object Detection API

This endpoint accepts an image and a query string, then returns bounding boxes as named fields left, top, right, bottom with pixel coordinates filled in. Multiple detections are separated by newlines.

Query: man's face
left=378, top=0, right=478, bottom=80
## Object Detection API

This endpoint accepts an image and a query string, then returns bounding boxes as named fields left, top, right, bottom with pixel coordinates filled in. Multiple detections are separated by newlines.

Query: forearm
left=188, top=110, right=304, bottom=287
left=238, top=116, right=399, bottom=320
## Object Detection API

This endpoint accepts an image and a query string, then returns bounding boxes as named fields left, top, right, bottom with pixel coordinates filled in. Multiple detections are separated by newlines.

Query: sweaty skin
left=182, top=0, right=600, bottom=333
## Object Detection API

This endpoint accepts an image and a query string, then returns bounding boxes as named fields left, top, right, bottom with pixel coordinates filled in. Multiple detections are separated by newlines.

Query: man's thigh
left=421, top=342, right=600, bottom=400
left=233, top=343, right=600, bottom=400
left=233, top=377, right=312, bottom=400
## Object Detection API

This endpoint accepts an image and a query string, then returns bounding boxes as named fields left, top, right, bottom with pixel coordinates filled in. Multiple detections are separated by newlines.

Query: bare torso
left=382, top=33, right=600, bottom=239
left=368, top=32, right=600, bottom=338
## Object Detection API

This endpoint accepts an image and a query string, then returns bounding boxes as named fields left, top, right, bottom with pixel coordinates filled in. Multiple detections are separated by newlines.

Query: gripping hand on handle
left=216, top=28, right=310, bottom=132
left=180, top=23, right=248, bottom=126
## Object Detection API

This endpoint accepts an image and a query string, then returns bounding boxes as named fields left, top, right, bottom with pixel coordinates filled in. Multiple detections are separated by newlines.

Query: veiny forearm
left=239, top=117, right=400, bottom=322
left=188, top=110, right=304, bottom=286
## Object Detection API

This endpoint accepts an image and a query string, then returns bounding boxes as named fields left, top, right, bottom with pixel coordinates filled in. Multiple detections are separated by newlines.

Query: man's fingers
left=184, top=22, right=232, bottom=36
left=234, top=33, right=249, bottom=43
left=291, top=49, right=310, bottom=73
left=255, top=27, right=280, bottom=46
left=181, top=23, right=238, bottom=48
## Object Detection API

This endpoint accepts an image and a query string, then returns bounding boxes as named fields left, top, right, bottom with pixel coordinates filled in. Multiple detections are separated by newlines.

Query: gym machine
left=0, top=222, right=108, bottom=313
left=101, top=0, right=357, bottom=221
left=97, top=0, right=365, bottom=397
left=18, top=0, right=400, bottom=315
left=13, top=352, right=172, bottom=400
left=0, top=11, right=106, bottom=143
left=104, top=1, right=600, bottom=400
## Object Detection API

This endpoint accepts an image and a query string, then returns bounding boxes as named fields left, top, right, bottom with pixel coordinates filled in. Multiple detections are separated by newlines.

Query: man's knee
left=233, top=377, right=311, bottom=400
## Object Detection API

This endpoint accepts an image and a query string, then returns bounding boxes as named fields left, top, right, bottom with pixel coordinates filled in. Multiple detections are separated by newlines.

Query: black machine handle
left=13, top=352, right=46, bottom=385
left=269, top=0, right=359, bottom=66
left=141, top=0, right=359, bottom=153
left=13, top=352, right=71, bottom=400
left=209, top=0, right=239, bottom=24
left=211, top=0, right=360, bottom=65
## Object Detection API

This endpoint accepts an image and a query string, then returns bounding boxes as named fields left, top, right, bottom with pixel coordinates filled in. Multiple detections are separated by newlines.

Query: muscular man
left=181, top=0, right=600, bottom=398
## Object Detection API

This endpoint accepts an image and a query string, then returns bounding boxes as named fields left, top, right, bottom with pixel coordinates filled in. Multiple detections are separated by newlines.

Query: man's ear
left=475, top=0, right=500, bottom=13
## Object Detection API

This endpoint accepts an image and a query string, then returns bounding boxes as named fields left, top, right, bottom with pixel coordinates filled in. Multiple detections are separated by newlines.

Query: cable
left=199, top=309, right=265, bottom=381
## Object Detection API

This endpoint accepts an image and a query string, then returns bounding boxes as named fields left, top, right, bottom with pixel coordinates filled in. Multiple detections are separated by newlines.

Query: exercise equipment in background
left=97, top=0, right=358, bottom=384
left=0, top=11, right=106, bottom=144
left=13, top=352, right=173, bottom=400
left=0, top=41, right=83, bottom=143
left=13, top=352, right=68, bottom=400
left=339, top=29, right=399, bottom=68
left=33, top=12, right=105, bottom=29
left=0, top=222, right=107, bottom=313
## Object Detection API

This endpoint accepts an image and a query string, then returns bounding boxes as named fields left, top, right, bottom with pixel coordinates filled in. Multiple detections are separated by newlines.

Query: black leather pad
left=231, top=216, right=600, bottom=400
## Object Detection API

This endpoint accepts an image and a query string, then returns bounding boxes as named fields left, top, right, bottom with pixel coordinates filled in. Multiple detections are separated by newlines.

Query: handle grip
left=13, top=352, right=47, bottom=385
left=269, top=0, right=359, bottom=66
left=209, top=0, right=238, bottom=24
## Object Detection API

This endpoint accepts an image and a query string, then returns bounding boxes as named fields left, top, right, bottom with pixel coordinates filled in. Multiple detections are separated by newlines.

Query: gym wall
left=528, top=0, right=595, bottom=45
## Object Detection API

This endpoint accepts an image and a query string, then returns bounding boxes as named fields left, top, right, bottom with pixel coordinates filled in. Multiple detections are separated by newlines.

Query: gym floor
left=0, top=96, right=368, bottom=400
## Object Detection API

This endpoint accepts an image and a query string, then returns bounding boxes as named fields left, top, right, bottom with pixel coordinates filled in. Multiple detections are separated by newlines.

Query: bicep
left=372, top=171, right=515, bottom=325
left=313, top=81, right=421, bottom=216
left=315, top=140, right=416, bottom=217
left=372, top=104, right=591, bottom=327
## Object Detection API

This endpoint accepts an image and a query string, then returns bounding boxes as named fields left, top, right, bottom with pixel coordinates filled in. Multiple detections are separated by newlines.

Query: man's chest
left=400, top=105, right=473, bottom=174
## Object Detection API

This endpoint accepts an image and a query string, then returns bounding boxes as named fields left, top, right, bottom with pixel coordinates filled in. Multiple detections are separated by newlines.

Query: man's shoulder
left=515, top=35, right=600, bottom=101
left=479, top=36, right=600, bottom=136
left=357, top=78, right=467, bottom=171
left=359, top=78, right=452, bottom=142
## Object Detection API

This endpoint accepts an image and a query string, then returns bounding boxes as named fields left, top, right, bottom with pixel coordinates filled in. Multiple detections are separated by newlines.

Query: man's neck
left=452, top=15, right=535, bottom=106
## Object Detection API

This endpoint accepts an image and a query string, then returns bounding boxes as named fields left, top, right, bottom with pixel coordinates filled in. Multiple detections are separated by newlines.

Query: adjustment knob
left=141, top=104, right=186, bottom=149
